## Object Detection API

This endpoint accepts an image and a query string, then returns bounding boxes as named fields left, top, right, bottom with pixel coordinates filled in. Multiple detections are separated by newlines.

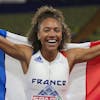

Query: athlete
left=0, top=6, right=100, bottom=100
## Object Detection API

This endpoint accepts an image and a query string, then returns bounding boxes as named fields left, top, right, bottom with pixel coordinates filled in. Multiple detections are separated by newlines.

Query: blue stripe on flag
left=0, top=29, right=7, bottom=37
left=0, top=29, right=7, bottom=100
left=0, top=50, right=6, bottom=100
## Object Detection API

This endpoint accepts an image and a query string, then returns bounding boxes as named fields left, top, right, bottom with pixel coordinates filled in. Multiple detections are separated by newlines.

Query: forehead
left=39, top=17, right=62, bottom=28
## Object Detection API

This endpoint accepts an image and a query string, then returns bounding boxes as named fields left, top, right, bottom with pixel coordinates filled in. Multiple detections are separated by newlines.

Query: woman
left=0, top=6, right=100, bottom=100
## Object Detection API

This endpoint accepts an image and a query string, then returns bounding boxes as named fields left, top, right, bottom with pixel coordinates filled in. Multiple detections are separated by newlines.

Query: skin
left=38, top=18, right=62, bottom=62
left=0, top=17, right=100, bottom=74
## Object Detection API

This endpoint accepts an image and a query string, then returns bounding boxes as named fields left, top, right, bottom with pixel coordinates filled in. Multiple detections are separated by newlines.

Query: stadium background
left=0, top=0, right=100, bottom=42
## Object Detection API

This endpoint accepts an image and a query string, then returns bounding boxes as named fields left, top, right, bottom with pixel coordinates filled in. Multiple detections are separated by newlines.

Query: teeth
left=48, top=40, right=56, bottom=43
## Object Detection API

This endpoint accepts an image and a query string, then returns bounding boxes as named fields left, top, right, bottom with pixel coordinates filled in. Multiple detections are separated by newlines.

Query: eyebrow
left=43, top=26, right=62, bottom=29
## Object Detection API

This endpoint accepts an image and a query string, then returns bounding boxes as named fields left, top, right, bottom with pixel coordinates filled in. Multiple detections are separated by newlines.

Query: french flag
left=66, top=41, right=100, bottom=100
left=0, top=29, right=100, bottom=100
left=0, top=29, right=28, bottom=100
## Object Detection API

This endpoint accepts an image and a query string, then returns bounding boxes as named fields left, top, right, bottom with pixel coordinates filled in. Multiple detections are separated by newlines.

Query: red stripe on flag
left=86, top=41, right=100, bottom=100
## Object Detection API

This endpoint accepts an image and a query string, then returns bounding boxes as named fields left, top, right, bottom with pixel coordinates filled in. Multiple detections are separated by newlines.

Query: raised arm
left=0, top=35, right=33, bottom=73
left=66, top=43, right=100, bottom=71
left=0, top=36, right=26, bottom=60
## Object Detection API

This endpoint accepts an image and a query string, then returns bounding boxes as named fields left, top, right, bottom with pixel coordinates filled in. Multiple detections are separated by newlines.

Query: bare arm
left=0, top=36, right=33, bottom=73
left=66, top=44, right=100, bottom=71
left=0, top=36, right=25, bottom=60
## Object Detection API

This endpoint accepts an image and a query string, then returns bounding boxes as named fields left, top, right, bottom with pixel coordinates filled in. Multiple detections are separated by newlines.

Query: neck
left=40, top=49, right=58, bottom=62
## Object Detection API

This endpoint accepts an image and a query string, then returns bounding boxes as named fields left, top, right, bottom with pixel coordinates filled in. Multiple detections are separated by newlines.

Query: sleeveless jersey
left=24, top=50, right=69, bottom=100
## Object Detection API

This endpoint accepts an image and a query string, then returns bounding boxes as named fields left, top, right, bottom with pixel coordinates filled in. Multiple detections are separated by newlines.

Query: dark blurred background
left=0, top=0, right=100, bottom=42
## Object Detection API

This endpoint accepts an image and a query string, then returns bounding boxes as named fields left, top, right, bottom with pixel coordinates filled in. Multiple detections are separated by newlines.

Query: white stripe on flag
left=5, top=31, right=29, bottom=100
left=66, top=43, right=90, bottom=100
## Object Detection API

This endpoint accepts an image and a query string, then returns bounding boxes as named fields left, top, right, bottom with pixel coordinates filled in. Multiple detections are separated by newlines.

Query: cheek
left=38, top=32, right=45, bottom=41
left=39, top=35, right=46, bottom=44
left=58, top=33, right=62, bottom=40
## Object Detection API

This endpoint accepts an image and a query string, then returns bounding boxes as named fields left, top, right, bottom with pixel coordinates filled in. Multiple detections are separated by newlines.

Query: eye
left=54, top=28, right=62, bottom=33
left=43, top=28, right=50, bottom=32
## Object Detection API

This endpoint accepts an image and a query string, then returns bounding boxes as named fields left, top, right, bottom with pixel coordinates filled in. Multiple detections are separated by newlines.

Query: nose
left=48, top=29, right=56, bottom=37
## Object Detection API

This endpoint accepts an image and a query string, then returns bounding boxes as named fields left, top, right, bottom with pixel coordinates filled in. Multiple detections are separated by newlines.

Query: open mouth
left=47, top=39, right=57, bottom=44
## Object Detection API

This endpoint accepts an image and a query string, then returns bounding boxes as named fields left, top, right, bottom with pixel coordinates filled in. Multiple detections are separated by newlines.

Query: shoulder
left=60, top=50, right=67, bottom=57
left=18, top=44, right=33, bottom=54
left=18, top=44, right=33, bottom=62
left=62, top=48, right=82, bottom=71
left=65, top=48, right=89, bottom=67
left=60, top=49, right=76, bottom=58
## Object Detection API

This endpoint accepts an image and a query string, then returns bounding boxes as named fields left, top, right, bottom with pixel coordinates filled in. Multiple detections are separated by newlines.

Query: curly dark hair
left=28, top=6, right=71, bottom=53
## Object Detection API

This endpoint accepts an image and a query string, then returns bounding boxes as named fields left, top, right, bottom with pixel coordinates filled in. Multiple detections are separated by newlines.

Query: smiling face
left=38, top=17, right=62, bottom=52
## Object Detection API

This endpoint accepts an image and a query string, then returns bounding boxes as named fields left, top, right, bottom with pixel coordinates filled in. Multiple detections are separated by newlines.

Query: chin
left=46, top=47, right=58, bottom=52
